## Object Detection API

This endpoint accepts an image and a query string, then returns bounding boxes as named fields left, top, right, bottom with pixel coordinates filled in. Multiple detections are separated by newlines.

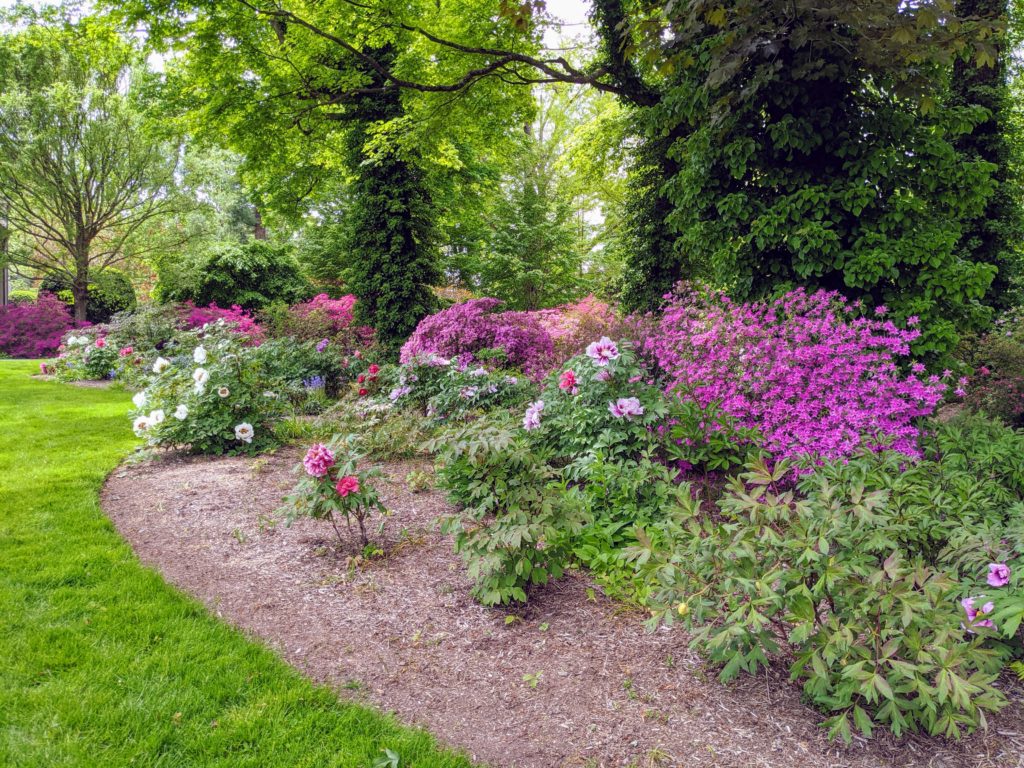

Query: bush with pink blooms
left=261, top=293, right=376, bottom=354
left=0, top=293, right=82, bottom=358
left=400, top=298, right=555, bottom=378
left=279, top=435, right=386, bottom=548
left=180, top=302, right=265, bottom=343
left=533, top=295, right=630, bottom=368
left=644, top=285, right=946, bottom=461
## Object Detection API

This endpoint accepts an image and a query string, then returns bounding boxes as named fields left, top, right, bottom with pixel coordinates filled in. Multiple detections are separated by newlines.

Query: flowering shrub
left=54, top=332, right=121, bottom=381
left=0, top=293, right=81, bottom=358
left=279, top=435, right=386, bottom=546
left=963, top=306, right=1024, bottom=426
left=533, top=295, right=629, bottom=367
left=633, top=414, right=1024, bottom=742
left=260, top=293, right=376, bottom=355
left=644, top=285, right=945, bottom=461
left=128, top=326, right=286, bottom=454
left=400, top=298, right=554, bottom=378
left=181, top=302, right=265, bottom=344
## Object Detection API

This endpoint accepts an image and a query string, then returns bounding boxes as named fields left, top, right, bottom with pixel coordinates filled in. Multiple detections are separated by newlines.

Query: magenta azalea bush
left=400, top=298, right=555, bottom=377
left=0, top=292, right=82, bottom=358
left=181, top=301, right=264, bottom=343
left=644, top=285, right=946, bottom=461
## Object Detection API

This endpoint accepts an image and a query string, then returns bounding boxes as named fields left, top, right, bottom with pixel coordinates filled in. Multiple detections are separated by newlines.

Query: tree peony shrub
left=180, top=302, right=265, bottom=343
left=129, top=326, right=286, bottom=454
left=0, top=293, right=81, bottom=358
left=963, top=307, right=1024, bottom=427
left=400, top=298, right=554, bottom=378
left=644, top=285, right=946, bottom=461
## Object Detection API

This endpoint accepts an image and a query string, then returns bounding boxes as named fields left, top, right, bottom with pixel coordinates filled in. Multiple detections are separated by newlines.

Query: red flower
left=95, top=337, right=107, bottom=348
left=357, top=374, right=366, bottom=383
left=368, top=364, right=380, bottom=375
left=335, top=475, right=360, bottom=497
left=558, top=369, right=577, bottom=391
left=118, top=346, right=133, bottom=357
left=358, top=387, right=368, bottom=396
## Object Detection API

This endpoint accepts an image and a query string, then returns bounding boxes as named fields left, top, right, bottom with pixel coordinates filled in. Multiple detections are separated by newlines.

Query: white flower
left=523, top=400, right=545, bottom=431
left=153, top=357, right=171, bottom=374
left=149, top=409, right=166, bottom=425
left=217, top=386, right=230, bottom=398
left=173, top=404, right=189, bottom=420
left=132, top=416, right=151, bottom=436
left=132, top=391, right=148, bottom=409
left=262, top=391, right=278, bottom=399
left=234, top=422, right=254, bottom=443
left=193, top=345, right=208, bottom=364
left=193, top=367, right=210, bottom=391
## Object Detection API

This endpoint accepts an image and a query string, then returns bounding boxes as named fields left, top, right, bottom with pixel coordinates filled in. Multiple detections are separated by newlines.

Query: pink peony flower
left=609, top=397, right=644, bottom=419
left=585, top=336, right=620, bottom=367
left=523, top=400, right=545, bottom=431
left=335, top=475, right=360, bottom=497
left=559, top=369, right=577, bottom=392
left=987, top=563, right=1011, bottom=588
left=95, top=337, right=106, bottom=348
left=962, top=597, right=996, bottom=632
left=303, top=443, right=336, bottom=478
left=368, top=364, right=380, bottom=375
left=119, top=346, right=133, bottom=357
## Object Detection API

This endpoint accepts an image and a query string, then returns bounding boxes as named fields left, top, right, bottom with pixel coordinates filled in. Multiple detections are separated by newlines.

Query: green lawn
left=0, top=360, right=471, bottom=768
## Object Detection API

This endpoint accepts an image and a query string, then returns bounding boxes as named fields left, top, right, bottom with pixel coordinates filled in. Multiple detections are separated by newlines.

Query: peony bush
left=644, top=285, right=946, bottom=461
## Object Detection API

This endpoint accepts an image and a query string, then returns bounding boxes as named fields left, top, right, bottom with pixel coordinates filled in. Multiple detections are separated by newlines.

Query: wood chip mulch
left=101, top=449, right=1024, bottom=768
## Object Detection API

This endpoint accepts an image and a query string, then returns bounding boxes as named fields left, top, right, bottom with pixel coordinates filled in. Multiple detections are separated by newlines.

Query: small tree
left=0, top=11, right=182, bottom=322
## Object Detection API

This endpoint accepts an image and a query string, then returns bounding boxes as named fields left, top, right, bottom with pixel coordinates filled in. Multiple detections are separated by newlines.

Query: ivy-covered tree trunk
left=343, top=47, right=439, bottom=351
left=951, top=0, right=1021, bottom=309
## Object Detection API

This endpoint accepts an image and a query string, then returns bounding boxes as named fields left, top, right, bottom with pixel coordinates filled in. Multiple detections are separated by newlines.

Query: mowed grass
left=0, top=361, right=472, bottom=768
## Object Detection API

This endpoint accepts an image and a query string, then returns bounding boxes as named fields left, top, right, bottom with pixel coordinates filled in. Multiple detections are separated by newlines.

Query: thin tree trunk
left=72, top=246, right=90, bottom=323
left=253, top=208, right=267, bottom=241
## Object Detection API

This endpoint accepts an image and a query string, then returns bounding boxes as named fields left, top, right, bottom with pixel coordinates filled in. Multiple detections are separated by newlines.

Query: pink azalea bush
left=400, top=298, right=555, bottom=378
left=644, top=285, right=946, bottom=460
left=533, top=295, right=627, bottom=367
left=0, top=292, right=82, bottom=358
left=181, top=302, right=264, bottom=343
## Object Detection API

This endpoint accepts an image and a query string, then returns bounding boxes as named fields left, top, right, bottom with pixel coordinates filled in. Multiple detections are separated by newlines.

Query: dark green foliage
left=159, top=240, right=312, bottom=310
left=342, top=48, right=439, bottom=351
left=40, top=268, right=137, bottom=324
left=951, top=0, right=1023, bottom=309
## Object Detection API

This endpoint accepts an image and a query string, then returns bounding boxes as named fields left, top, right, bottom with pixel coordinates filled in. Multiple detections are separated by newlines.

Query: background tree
left=0, top=9, right=184, bottom=322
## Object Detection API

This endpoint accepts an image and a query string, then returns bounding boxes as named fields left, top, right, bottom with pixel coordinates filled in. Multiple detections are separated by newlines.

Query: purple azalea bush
left=0, top=292, right=82, bottom=358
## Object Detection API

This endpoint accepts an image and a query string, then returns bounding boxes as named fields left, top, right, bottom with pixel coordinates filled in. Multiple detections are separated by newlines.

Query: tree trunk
left=253, top=208, right=268, bottom=241
left=72, top=247, right=90, bottom=323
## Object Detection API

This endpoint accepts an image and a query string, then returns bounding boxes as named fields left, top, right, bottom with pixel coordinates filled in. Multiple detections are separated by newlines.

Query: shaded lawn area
left=0, top=360, right=471, bottom=768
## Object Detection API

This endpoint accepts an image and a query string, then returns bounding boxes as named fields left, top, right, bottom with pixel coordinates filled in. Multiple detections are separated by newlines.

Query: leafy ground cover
left=0, top=360, right=470, bottom=768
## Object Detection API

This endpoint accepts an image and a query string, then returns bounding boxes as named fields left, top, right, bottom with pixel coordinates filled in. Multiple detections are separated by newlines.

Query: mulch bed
left=102, top=449, right=1024, bottom=768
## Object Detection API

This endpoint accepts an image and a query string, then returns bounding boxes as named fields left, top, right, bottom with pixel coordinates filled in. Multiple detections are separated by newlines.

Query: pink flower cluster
left=335, top=475, right=360, bottom=497
left=303, top=443, right=336, bottom=478
left=181, top=302, right=265, bottom=343
left=643, top=285, right=946, bottom=461
left=289, top=293, right=356, bottom=331
left=609, top=397, right=644, bottom=419
left=534, top=295, right=626, bottom=366
left=400, top=298, right=555, bottom=378
left=0, top=293, right=84, bottom=358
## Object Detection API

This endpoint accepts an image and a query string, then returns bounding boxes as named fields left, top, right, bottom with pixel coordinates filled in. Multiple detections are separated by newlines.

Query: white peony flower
left=153, top=357, right=171, bottom=374
left=234, top=422, right=254, bottom=444
left=173, top=404, right=189, bottom=420
left=149, top=409, right=166, bottom=425
left=132, top=416, right=151, bottom=436
left=262, top=391, right=278, bottom=399
left=132, top=391, right=148, bottom=409
left=193, top=345, right=208, bottom=364
left=217, top=386, right=230, bottom=398
left=193, top=367, right=209, bottom=385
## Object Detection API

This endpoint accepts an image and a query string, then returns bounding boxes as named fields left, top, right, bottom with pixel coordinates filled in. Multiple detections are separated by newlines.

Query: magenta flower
left=609, top=397, right=644, bottom=419
left=559, top=369, right=578, bottom=392
left=987, top=563, right=1011, bottom=588
left=911, top=362, right=926, bottom=374
left=335, top=475, right=360, bottom=497
left=906, top=315, right=920, bottom=326
left=962, top=597, right=996, bottom=632
left=523, top=400, right=545, bottom=431
left=874, top=305, right=888, bottom=316
left=302, top=443, right=336, bottom=478
left=585, top=336, right=620, bottom=367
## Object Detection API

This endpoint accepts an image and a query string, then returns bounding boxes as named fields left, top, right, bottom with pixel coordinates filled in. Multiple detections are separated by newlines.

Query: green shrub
left=40, top=269, right=137, bottom=323
left=632, top=415, right=1024, bottom=742
left=430, top=422, right=586, bottom=605
left=159, top=241, right=313, bottom=310
left=313, top=399, right=433, bottom=460
left=129, top=326, right=287, bottom=454
left=8, top=288, right=36, bottom=304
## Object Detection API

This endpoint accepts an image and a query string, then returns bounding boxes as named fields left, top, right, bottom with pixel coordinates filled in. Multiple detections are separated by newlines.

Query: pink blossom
left=906, top=315, right=920, bottom=326
left=95, top=337, right=106, bottom=348
left=609, top=397, right=644, bottom=419
left=911, top=362, right=926, bottom=374
left=962, top=597, right=996, bottom=631
left=987, top=563, right=1011, bottom=588
left=874, top=305, right=888, bottom=316
left=585, top=336, right=620, bottom=367
left=559, top=369, right=577, bottom=392
left=119, top=346, right=134, bottom=357
left=523, top=400, right=545, bottom=431
left=303, top=443, right=336, bottom=478
left=335, top=475, right=360, bottom=497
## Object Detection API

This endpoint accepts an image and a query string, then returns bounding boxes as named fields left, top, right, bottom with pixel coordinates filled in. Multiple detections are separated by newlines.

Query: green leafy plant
left=279, top=435, right=387, bottom=547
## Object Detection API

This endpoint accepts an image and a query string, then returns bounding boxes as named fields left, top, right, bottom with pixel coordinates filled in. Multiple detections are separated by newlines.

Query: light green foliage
left=313, top=399, right=433, bottom=460
left=631, top=415, right=1024, bottom=742
left=430, top=422, right=586, bottom=605
left=0, top=360, right=473, bottom=768
left=40, top=269, right=137, bottom=324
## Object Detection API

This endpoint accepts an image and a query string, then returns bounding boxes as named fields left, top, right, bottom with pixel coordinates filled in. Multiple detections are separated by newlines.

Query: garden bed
left=102, top=449, right=1024, bottom=768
